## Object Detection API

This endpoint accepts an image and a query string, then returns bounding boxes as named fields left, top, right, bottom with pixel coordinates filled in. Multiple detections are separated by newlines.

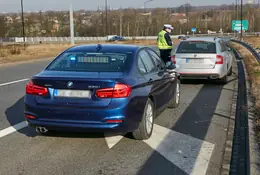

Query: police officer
left=157, top=24, right=174, bottom=64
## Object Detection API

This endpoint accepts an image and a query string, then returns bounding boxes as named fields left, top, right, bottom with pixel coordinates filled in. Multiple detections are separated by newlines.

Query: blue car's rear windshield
left=176, top=41, right=216, bottom=54
left=46, top=51, right=132, bottom=72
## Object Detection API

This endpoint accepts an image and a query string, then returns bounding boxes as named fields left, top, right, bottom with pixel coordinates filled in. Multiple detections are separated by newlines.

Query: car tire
left=228, top=65, right=232, bottom=76
left=132, top=98, right=154, bottom=140
left=168, top=80, right=180, bottom=109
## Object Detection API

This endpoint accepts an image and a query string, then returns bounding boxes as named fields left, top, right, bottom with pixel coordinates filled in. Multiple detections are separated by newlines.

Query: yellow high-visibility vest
left=157, top=30, right=173, bottom=50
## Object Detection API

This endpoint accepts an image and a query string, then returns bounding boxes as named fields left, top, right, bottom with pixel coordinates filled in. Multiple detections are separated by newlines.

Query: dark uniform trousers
left=159, top=49, right=172, bottom=64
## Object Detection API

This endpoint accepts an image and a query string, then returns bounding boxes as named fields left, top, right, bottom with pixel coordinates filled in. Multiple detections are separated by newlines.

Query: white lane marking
left=143, top=124, right=215, bottom=175
left=0, top=78, right=29, bottom=87
left=0, top=121, right=27, bottom=138
left=104, top=133, right=124, bottom=149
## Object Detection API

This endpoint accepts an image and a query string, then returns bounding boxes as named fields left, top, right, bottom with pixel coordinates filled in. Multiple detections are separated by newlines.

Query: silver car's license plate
left=186, top=58, right=204, bottom=63
left=54, top=89, right=91, bottom=98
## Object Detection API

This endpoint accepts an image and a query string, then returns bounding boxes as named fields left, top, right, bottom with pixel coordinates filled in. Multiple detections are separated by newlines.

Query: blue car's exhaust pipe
left=36, top=126, right=48, bottom=133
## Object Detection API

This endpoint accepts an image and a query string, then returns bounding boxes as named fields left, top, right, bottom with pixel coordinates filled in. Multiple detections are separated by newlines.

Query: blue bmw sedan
left=24, top=44, right=180, bottom=140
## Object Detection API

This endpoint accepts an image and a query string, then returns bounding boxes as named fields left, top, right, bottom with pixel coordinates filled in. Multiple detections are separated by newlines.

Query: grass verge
left=231, top=42, right=260, bottom=144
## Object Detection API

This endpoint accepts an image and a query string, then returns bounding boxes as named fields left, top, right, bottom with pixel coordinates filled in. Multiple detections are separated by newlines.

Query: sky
left=0, top=0, right=236, bottom=13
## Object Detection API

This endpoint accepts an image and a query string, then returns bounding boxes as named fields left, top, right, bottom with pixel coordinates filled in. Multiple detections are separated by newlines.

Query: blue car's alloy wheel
left=132, top=98, right=154, bottom=140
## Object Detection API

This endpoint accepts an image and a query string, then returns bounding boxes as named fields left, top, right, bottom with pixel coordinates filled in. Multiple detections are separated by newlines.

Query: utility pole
left=20, top=0, right=26, bottom=48
left=105, top=0, right=108, bottom=36
left=119, top=14, right=123, bottom=36
left=70, top=4, right=75, bottom=45
left=127, top=21, right=130, bottom=37
left=187, top=5, right=189, bottom=35
left=205, top=14, right=208, bottom=32
left=185, top=4, right=190, bottom=35
left=240, top=0, right=243, bottom=40
left=236, top=0, right=238, bottom=19
left=235, top=0, right=238, bottom=38
left=97, top=6, right=100, bottom=38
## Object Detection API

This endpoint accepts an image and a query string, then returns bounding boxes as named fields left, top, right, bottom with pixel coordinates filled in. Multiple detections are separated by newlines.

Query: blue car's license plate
left=54, top=89, right=91, bottom=98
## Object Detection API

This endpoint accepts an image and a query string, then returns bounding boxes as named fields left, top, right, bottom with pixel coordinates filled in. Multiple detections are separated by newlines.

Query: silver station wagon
left=172, top=37, right=234, bottom=84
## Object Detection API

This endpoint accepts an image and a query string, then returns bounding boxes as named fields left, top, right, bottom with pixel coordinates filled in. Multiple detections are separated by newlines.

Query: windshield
left=176, top=41, right=216, bottom=54
left=46, top=51, right=132, bottom=72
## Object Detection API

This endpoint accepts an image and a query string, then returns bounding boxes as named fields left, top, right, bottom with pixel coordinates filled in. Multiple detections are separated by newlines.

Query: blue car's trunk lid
left=32, top=70, right=124, bottom=108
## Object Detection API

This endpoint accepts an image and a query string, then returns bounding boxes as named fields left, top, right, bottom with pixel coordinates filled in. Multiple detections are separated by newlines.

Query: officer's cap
left=164, top=24, right=174, bottom=30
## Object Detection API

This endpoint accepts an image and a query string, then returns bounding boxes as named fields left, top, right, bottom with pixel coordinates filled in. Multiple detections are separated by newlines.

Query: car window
left=147, top=49, right=165, bottom=69
left=46, top=51, right=132, bottom=72
left=176, top=41, right=217, bottom=53
left=137, top=55, right=147, bottom=74
left=138, top=50, right=157, bottom=73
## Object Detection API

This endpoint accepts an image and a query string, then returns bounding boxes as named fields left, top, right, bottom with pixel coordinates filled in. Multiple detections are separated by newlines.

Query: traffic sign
left=232, top=20, right=248, bottom=31
left=191, top=28, right=196, bottom=32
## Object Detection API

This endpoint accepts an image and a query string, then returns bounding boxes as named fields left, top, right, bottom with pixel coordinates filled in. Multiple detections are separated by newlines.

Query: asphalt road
left=0, top=51, right=238, bottom=175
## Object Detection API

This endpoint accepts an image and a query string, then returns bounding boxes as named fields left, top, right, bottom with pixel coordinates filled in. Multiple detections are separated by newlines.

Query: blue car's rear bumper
left=25, top=118, right=140, bottom=133
left=24, top=97, right=147, bottom=133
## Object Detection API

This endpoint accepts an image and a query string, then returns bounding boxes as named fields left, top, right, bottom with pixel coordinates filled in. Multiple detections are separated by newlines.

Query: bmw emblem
left=67, top=81, right=73, bottom=88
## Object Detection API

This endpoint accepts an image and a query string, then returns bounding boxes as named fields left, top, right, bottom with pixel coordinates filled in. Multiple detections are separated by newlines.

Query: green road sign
left=232, top=20, right=248, bottom=31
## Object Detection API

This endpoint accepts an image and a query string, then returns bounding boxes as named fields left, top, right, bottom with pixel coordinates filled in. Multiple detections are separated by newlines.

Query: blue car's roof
left=66, top=44, right=141, bottom=53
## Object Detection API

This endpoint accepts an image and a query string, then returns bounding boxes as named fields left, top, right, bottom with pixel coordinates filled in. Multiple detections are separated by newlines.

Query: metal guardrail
left=231, top=39, right=260, bottom=63
left=229, top=42, right=251, bottom=175
left=0, top=33, right=244, bottom=44
left=0, top=33, right=258, bottom=45
left=229, top=37, right=260, bottom=175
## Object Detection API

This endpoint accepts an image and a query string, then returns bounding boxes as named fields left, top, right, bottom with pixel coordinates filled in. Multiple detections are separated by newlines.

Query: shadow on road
left=137, top=83, right=224, bottom=175
left=5, top=97, right=38, bottom=137
left=180, top=77, right=237, bottom=85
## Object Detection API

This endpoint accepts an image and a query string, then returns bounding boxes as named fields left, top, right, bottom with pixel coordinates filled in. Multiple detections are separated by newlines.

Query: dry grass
left=244, top=36, right=260, bottom=48
left=0, top=39, right=179, bottom=64
left=0, top=43, right=72, bottom=64
left=231, top=42, right=260, bottom=142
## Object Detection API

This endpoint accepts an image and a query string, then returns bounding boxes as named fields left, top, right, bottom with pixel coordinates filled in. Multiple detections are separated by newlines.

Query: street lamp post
left=69, top=4, right=75, bottom=45
left=144, top=0, right=153, bottom=13
left=20, top=0, right=25, bottom=48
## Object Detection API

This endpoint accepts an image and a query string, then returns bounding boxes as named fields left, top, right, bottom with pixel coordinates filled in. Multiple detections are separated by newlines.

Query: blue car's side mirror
left=166, top=61, right=176, bottom=70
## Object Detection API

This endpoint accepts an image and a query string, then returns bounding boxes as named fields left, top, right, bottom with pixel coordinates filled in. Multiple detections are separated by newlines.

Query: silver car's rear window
left=176, top=41, right=216, bottom=54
